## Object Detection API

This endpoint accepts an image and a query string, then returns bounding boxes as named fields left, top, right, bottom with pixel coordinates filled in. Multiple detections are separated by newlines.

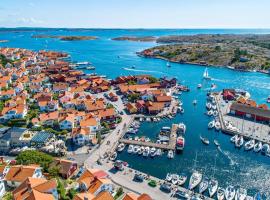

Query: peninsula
left=32, top=34, right=98, bottom=41
left=139, top=34, right=270, bottom=71
left=112, top=36, right=156, bottom=42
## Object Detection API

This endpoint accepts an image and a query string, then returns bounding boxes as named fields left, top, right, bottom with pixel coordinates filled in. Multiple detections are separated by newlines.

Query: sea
left=1, top=28, right=270, bottom=196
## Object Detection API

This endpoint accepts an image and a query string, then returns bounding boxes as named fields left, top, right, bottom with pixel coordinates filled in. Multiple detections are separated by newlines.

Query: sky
left=0, top=0, right=270, bottom=28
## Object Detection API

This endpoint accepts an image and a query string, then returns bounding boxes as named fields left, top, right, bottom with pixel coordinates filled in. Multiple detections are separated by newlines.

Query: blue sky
left=0, top=0, right=270, bottom=28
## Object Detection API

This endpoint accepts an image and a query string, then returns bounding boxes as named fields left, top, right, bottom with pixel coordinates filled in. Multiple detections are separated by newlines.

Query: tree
left=114, top=187, right=124, bottom=199
left=16, top=150, right=54, bottom=173
left=67, top=188, right=77, bottom=200
left=57, top=178, right=69, bottom=200
left=148, top=76, right=158, bottom=83
left=48, top=166, right=60, bottom=178
left=127, top=93, right=140, bottom=103
left=3, top=192, right=12, bottom=200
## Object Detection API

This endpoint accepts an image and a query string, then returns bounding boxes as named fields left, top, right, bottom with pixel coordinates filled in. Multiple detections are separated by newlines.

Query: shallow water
left=1, top=28, right=270, bottom=196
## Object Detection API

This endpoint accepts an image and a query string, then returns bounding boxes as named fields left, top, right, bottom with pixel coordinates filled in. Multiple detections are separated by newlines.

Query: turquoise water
left=1, top=28, right=270, bottom=195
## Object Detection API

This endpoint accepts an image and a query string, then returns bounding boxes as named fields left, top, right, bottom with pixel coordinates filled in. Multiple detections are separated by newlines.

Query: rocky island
left=32, top=34, right=98, bottom=41
left=112, top=36, right=156, bottom=42
left=139, top=34, right=270, bottom=71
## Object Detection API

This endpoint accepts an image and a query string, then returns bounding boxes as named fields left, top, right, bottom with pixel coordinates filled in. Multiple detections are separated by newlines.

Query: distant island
left=0, top=40, right=8, bottom=43
left=139, top=34, right=270, bottom=72
left=112, top=36, right=156, bottom=42
left=32, top=35, right=98, bottom=41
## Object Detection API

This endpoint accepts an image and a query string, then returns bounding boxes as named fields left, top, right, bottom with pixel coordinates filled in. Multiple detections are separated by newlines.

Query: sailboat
left=203, top=68, right=211, bottom=80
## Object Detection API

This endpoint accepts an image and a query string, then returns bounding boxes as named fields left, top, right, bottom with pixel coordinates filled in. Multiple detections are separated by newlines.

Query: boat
left=215, top=121, right=221, bottom=131
left=267, top=96, right=270, bottom=103
left=178, top=173, right=187, bottom=186
left=235, top=188, right=247, bottom=200
left=244, top=139, right=255, bottom=151
left=166, top=61, right=171, bottom=67
left=167, top=150, right=174, bottom=159
left=76, top=65, right=87, bottom=69
left=206, top=103, right=212, bottom=110
left=193, top=100, right=197, bottom=105
left=199, top=178, right=209, bottom=193
left=207, top=110, right=213, bottom=116
left=171, top=174, right=179, bottom=185
left=213, top=110, right=218, bottom=117
left=127, top=145, right=134, bottom=153
left=208, top=120, right=215, bottom=129
left=214, top=139, right=220, bottom=146
left=133, top=145, right=139, bottom=154
left=197, top=84, right=202, bottom=89
left=212, top=105, right=217, bottom=110
left=261, top=144, right=270, bottom=155
left=208, top=179, right=218, bottom=197
left=86, top=66, right=95, bottom=70
left=203, top=68, right=211, bottom=80
left=166, top=173, right=172, bottom=182
left=110, top=152, right=117, bottom=161
left=225, top=186, right=236, bottom=200
left=150, top=147, right=156, bottom=157
left=176, top=136, right=185, bottom=151
left=217, top=187, right=225, bottom=200
left=77, top=61, right=90, bottom=65
left=189, top=171, right=202, bottom=190
left=235, top=136, right=244, bottom=148
left=143, top=147, right=150, bottom=157
left=114, top=160, right=124, bottom=171
left=200, top=136, right=210, bottom=145
left=156, top=149, right=162, bottom=156
left=177, top=106, right=184, bottom=114
left=178, top=123, right=186, bottom=134
left=117, top=143, right=125, bottom=152
left=254, top=141, right=263, bottom=153
left=230, top=135, right=239, bottom=143
left=137, top=147, right=143, bottom=155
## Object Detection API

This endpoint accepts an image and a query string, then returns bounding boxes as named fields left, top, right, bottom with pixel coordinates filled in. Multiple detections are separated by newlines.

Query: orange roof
left=38, top=111, right=59, bottom=122
left=88, top=178, right=112, bottom=194
left=93, top=191, right=114, bottom=200
left=5, top=165, right=41, bottom=183
left=80, top=117, right=98, bottom=127
left=96, top=108, right=116, bottom=119
left=74, top=193, right=95, bottom=200
left=51, top=158, right=77, bottom=177
left=156, top=95, right=172, bottom=102
left=123, top=193, right=152, bottom=200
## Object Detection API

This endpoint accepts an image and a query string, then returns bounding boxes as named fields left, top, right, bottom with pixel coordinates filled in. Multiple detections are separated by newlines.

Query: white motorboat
left=127, top=145, right=134, bottom=153
left=167, top=61, right=171, bottom=67
left=166, top=173, right=172, bottom=182
left=212, top=105, right=217, bottom=110
left=217, top=187, right=225, bottom=200
left=199, top=178, right=209, bottom=193
left=109, top=152, right=117, bottom=161
left=178, top=123, right=186, bottom=134
left=214, top=140, right=220, bottom=147
left=235, top=136, right=244, bottom=148
left=215, top=121, right=221, bottom=131
left=156, top=149, right=162, bottom=156
left=244, top=139, right=255, bottom=151
left=200, top=136, right=210, bottom=145
left=143, top=147, right=150, bottom=157
left=197, top=84, right=202, bottom=89
left=150, top=147, right=156, bottom=157
left=117, top=143, right=125, bottom=152
left=213, top=110, right=218, bottom=117
left=207, top=110, right=213, bottom=116
left=225, top=186, right=236, bottom=200
left=167, top=150, right=174, bottom=159
left=261, top=144, right=270, bottom=155
left=208, top=179, right=218, bottom=197
left=133, top=145, right=140, bottom=154
left=208, top=120, right=215, bottom=129
left=235, top=188, right=247, bottom=200
left=193, top=100, right=197, bottom=105
left=178, top=173, right=187, bottom=186
left=254, top=142, right=262, bottom=153
left=206, top=102, right=212, bottom=110
left=203, top=68, right=211, bottom=80
left=189, top=171, right=202, bottom=190
left=176, top=136, right=185, bottom=151
left=137, top=147, right=143, bottom=155
left=177, top=106, right=184, bottom=114
left=171, top=174, right=179, bottom=185
left=230, top=135, right=239, bottom=143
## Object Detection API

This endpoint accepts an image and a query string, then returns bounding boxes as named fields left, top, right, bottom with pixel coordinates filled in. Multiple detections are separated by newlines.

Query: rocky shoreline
left=112, top=36, right=156, bottom=42
left=32, top=35, right=98, bottom=41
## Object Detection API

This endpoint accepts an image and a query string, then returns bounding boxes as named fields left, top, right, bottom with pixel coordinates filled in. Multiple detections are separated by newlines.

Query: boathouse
left=230, top=102, right=270, bottom=123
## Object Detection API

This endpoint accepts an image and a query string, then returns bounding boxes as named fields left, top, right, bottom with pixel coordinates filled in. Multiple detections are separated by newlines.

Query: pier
left=214, top=93, right=270, bottom=144
left=119, top=124, right=178, bottom=150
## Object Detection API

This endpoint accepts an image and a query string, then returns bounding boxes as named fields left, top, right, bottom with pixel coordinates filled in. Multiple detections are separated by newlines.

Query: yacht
left=254, top=142, right=262, bottom=153
left=137, top=147, right=143, bottom=155
left=200, top=136, right=210, bottom=145
left=244, top=139, right=255, bottom=151
left=214, top=139, right=220, bottom=146
left=208, top=179, right=218, bottom=197
left=143, top=147, right=150, bottom=157
left=217, top=187, right=225, bottom=200
left=213, top=110, right=218, bottom=117
left=86, top=66, right=95, bottom=70
left=127, top=145, right=134, bottom=153
left=133, top=145, right=140, bottom=154
left=167, top=150, right=174, bottom=159
left=176, top=136, right=185, bottom=151
left=117, top=143, right=125, bottom=152
left=199, top=178, right=209, bottom=193
left=189, top=171, right=202, bottom=190
left=203, top=68, right=211, bottom=80
left=215, top=121, right=221, bottom=131
left=156, top=149, right=162, bottom=156
left=207, top=110, right=213, bottom=116
left=212, top=104, right=217, bottom=110
left=178, top=123, right=186, bottom=134
left=171, top=174, right=179, bottom=185
left=150, top=147, right=156, bottom=157
left=235, top=188, right=247, bottom=200
left=261, top=144, right=270, bottom=155
left=178, top=173, right=187, bottom=186
left=166, top=173, right=172, bottom=182
left=208, top=120, right=215, bottom=129
left=230, top=135, right=239, bottom=143
left=225, top=186, right=236, bottom=200
left=235, top=136, right=244, bottom=148
left=206, top=102, right=212, bottom=110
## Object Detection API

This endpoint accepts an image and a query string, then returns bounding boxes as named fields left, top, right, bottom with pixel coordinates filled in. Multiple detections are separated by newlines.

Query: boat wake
left=122, top=67, right=166, bottom=74
left=211, top=78, right=230, bottom=83
left=217, top=146, right=237, bottom=166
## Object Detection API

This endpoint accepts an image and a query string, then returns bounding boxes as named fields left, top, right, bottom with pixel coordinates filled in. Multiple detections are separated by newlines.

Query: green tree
left=148, top=76, right=158, bottom=83
left=67, top=188, right=77, bottom=200
left=127, top=93, right=140, bottom=102
left=16, top=150, right=54, bottom=173
left=48, top=166, right=60, bottom=178
left=114, top=187, right=124, bottom=199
